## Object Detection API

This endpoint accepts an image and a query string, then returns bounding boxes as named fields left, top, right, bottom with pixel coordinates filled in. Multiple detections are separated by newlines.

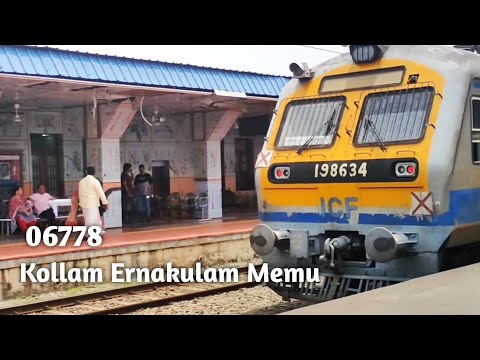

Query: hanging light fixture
left=92, top=89, right=97, bottom=120
left=153, top=105, right=161, bottom=126
left=13, top=104, right=21, bottom=123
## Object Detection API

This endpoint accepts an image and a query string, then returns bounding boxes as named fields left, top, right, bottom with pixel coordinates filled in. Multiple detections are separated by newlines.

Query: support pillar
left=85, top=98, right=137, bottom=228
left=200, top=110, right=241, bottom=219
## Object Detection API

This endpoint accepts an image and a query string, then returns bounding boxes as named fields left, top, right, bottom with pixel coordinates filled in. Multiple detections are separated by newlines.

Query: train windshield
left=354, top=87, right=435, bottom=145
left=275, top=97, right=345, bottom=149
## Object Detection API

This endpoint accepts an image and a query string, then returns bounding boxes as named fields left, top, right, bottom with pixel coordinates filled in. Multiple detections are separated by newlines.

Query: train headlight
left=289, top=62, right=313, bottom=80
left=349, top=45, right=386, bottom=64
left=395, top=162, right=417, bottom=177
left=274, top=166, right=290, bottom=180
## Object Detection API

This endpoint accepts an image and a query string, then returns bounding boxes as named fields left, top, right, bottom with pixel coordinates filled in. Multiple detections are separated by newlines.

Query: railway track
left=0, top=266, right=258, bottom=315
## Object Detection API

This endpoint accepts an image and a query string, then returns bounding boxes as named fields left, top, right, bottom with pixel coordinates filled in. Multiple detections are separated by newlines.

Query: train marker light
left=274, top=166, right=290, bottom=180
left=395, top=162, right=417, bottom=177
left=349, top=45, right=388, bottom=64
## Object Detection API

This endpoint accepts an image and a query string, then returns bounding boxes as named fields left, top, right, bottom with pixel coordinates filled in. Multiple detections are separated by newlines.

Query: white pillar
left=85, top=98, right=138, bottom=228
left=206, top=140, right=222, bottom=218
left=202, top=110, right=242, bottom=219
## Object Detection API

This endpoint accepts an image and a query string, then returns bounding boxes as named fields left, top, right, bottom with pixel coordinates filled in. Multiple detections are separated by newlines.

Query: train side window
left=473, top=143, right=480, bottom=163
left=472, top=98, right=480, bottom=130
left=471, top=97, right=480, bottom=164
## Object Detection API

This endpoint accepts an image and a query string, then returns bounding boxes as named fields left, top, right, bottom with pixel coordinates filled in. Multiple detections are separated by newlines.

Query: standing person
left=98, top=179, right=106, bottom=231
left=121, top=163, right=134, bottom=224
left=9, top=185, right=37, bottom=233
left=78, top=167, right=108, bottom=235
left=28, top=184, right=56, bottom=226
left=134, top=164, right=153, bottom=223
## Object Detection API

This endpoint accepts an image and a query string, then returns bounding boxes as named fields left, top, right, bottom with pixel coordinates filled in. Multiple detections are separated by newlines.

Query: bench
left=49, top=199, right=72, bottom=218
left=0, top=219, right=12, bottom=236
left=163, top=193, right=210, bottom=221
left=0, top=214, right=85, bottom=237
left=0, top=198, right=83, bottom=237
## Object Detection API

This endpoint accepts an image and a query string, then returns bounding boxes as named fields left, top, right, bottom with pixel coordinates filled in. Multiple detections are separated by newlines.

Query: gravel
left=23, top=273, right=313, bottom=315
left=129, top=284, right=310, bottom=315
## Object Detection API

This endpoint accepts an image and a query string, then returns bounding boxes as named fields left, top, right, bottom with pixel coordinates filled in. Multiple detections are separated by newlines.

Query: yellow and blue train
left=251, top=45, right=480, bottom=302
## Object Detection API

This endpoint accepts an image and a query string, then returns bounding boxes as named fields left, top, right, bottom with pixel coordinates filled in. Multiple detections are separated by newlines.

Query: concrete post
left=85, top=98, right=137, bottom=228
left=201, top=110, right=242, bottom=219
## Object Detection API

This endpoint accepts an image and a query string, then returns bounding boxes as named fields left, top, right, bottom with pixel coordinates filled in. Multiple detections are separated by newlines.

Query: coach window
left=471, top=97, right=480, bottom=163
left=354, top=87, right=434, bottom=146
left=275, top=97, right=345, bottom=149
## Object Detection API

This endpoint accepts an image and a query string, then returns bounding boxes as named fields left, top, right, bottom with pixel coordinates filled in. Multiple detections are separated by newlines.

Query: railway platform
left=0, top=216, right=260, bottom=301
left=282, top=262, right=480, bottom=315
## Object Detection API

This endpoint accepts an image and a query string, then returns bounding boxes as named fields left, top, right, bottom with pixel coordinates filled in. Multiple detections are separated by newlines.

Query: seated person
left=28, top=184, right=56, bottom=225
left=9, top=185, right=37, bottom=233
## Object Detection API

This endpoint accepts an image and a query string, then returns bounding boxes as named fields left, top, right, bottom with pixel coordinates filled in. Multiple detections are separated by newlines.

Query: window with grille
left=354, top=87, right=435, bottom=146
left=275, top=97, right=345, bottom=149
left=472, top=97, right=480, bottom=164
left=30, top=134, right=64, bottom=197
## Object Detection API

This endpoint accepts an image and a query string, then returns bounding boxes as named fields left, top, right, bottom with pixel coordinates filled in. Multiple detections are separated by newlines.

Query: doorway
left=235, top=138, right=255, bottom=191
left=152, top=161, right=170, bottom=197
left=30, top=134, right=64, bottom=197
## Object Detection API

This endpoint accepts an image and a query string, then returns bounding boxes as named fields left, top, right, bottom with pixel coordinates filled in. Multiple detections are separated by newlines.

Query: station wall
left=119, top=112, right=264, bottom=202
left=0, top=106, right=263, bottom=204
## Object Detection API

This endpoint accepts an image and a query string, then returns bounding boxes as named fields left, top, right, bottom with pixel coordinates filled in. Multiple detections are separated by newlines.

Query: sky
left=42, top=45, right=348, bottom=77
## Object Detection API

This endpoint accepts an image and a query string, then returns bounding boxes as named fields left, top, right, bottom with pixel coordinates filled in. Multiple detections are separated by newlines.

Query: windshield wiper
left=364, top=117, right=387, bottom=152
left=297, top=108, right=338, bottom=155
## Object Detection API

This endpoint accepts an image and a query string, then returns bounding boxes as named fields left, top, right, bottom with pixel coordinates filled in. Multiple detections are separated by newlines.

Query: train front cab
left=251, top=45, right=480, bottom=302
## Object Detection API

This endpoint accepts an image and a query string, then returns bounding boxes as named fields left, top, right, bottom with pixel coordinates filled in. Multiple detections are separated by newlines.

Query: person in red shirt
left=9, top=185, right=37, bottom=233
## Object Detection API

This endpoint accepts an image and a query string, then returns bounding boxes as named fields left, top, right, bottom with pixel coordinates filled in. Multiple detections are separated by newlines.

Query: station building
left=0, top=45, right=290, bottom=227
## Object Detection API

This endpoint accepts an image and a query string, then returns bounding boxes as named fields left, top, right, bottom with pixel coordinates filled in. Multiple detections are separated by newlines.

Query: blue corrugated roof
left=0, top=45, right=291, bottom=98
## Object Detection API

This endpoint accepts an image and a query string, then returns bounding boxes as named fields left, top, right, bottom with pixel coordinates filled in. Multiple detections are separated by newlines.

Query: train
left=250, top=45, right=480, bottom=302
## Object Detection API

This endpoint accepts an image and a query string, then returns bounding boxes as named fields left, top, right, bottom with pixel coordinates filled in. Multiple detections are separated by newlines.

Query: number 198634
left=25, top=226, right=103, bottom=248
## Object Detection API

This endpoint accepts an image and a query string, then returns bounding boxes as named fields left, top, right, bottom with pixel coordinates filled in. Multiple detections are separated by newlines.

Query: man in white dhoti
left=78, top=166, right=108, bottom=236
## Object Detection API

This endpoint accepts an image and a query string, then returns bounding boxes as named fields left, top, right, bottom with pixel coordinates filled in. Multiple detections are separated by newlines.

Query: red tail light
left=395, top=162, right=417, bottom=177
left=274, top=166, right=290, bottom=180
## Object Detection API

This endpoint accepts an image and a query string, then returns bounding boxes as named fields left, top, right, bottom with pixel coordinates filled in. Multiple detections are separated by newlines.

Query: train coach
left=251, top=45, right=480, bottom=302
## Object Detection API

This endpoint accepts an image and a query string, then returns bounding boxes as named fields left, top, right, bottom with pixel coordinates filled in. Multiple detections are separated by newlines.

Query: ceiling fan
left=0, top=89, right=38, bottom=113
